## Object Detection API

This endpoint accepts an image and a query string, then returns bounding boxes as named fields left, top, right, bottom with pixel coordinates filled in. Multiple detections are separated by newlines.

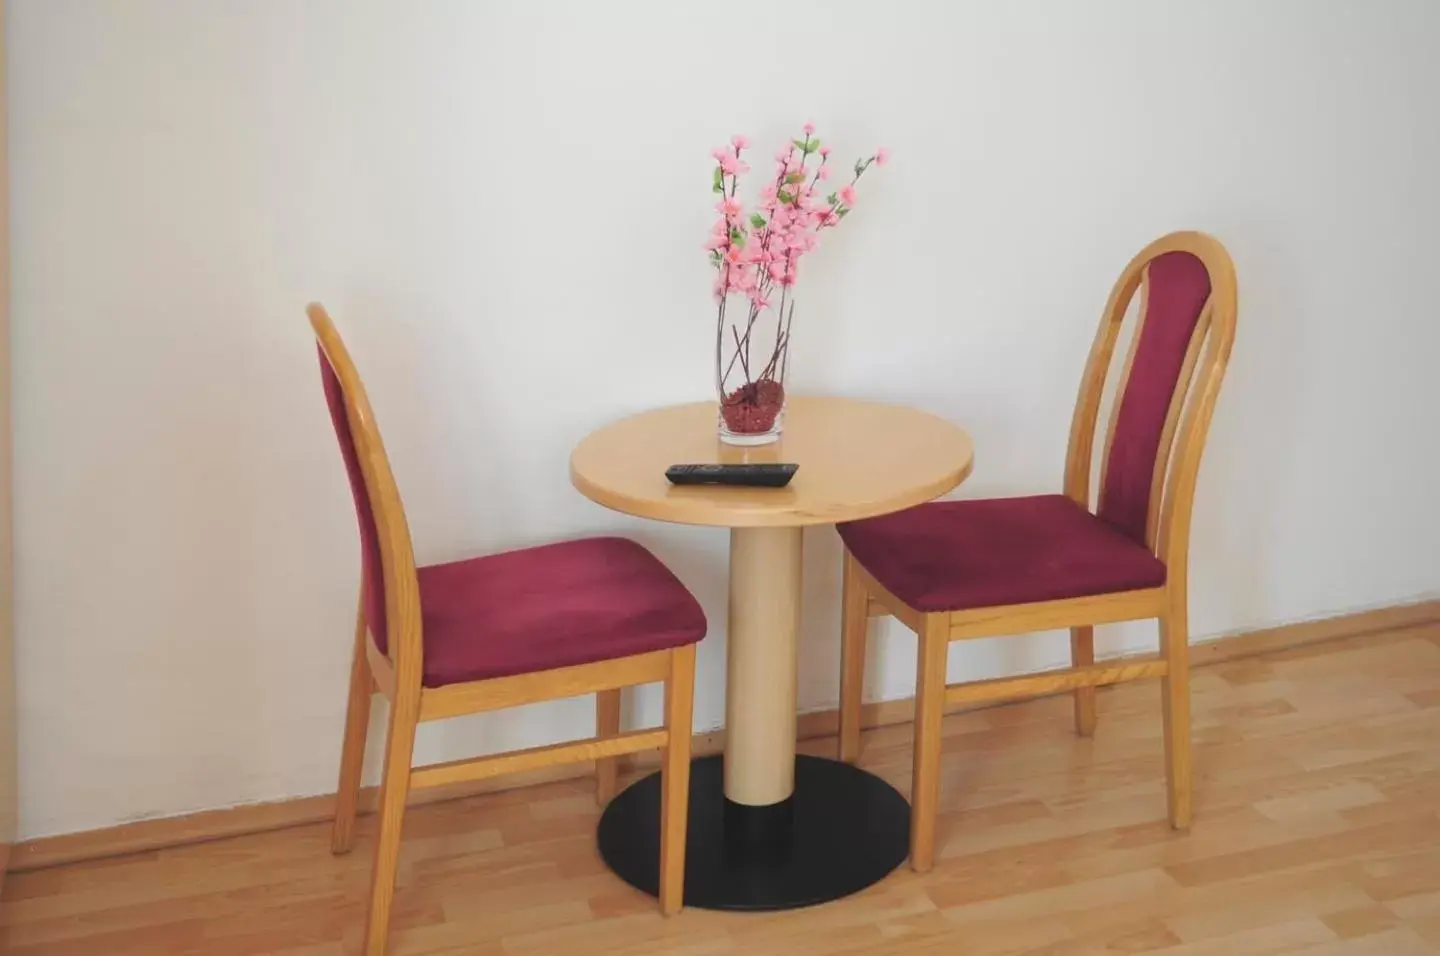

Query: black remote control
left=665, top=463, right=799, bottom=488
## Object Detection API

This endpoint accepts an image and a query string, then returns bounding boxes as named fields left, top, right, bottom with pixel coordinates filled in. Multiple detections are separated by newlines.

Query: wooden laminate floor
left=3, top=625, right=1439, bottom=955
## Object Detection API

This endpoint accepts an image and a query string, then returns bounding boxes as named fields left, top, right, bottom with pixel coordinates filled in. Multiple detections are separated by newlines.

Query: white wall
left=9, top=0, right=1439, bottom=840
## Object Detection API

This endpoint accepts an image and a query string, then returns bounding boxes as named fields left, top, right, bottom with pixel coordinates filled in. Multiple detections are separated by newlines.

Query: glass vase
left=715, top=295, right=791, bottom=446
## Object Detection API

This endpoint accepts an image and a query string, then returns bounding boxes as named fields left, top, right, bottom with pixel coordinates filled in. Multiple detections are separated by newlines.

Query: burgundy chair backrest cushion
left=318, top=347, right=389, bottom=651
left=1098, top=251, right=1212, bottom=544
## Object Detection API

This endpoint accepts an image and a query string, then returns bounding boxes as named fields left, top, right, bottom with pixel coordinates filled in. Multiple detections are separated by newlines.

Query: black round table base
left=597, top=754, right=911, bottom=911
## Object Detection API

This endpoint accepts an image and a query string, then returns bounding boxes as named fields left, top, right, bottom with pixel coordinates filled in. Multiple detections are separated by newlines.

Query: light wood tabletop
left=569, top=396, right=975, bottom=529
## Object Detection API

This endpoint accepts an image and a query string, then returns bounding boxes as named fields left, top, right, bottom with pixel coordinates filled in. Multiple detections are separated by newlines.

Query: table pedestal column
left=596, top=524, right=911, bottom=911
left=724, top=526, right=802, bottom=806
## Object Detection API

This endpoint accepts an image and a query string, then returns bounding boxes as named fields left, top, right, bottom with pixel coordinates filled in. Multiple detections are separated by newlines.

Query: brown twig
left=730, top=325, right=752, bottom=389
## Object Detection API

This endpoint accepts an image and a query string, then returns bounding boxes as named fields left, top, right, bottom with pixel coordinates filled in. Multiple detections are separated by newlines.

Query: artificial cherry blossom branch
left=707, top=125, right=887, bottom=402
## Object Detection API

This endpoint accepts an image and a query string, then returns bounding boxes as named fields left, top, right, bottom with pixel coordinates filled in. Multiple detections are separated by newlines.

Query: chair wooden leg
left=659, top=644, right=696, bottom=916
left=838, top=551, right=868, bottom=763
left=910, top=615, right=948, bottom=873
left=595, top=688, right=622, bottom=806
left=1160, top=605, right=1193, bottom=830
left=363, top=701, right=418, bottom=956
left=1070, top=625, right=1097, bottom=738
left=333, top=599, right=373, bottom=854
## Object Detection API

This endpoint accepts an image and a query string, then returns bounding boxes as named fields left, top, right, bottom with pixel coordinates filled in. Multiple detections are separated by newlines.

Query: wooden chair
left=835, top=231, right=1237, bottom=871
left=309, top=304, right=704, bottom=955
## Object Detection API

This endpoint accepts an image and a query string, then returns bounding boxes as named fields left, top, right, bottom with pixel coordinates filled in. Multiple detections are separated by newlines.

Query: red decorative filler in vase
left=708, top=125, right=887, bottom=445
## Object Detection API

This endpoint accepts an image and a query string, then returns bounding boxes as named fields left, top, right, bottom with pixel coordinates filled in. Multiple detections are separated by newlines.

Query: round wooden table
left=571, top=396, right=974, bottom=910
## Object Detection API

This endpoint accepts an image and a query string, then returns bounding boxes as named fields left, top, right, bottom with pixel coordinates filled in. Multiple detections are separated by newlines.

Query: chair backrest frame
left=309, top=303, right=425, bottom=691
left=1063, top=231, right=1238, bottom=589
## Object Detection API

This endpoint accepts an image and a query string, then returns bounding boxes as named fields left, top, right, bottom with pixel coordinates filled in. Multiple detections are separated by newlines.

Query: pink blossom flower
left=710, top=147, right=729, bottom=162
left=815, top=165, right=831, bottom=181
left=749, top=293, right=771, bottom=311
left=768, top=261, right=787, bottom=281
left=731, top=134, right=751, bottom=150
left=874, top=146, right=890, bottom=167
left=704, top=233, right=728, bottom=251
left=819, top=146, right=830, bottom=158
left=775, top=147, right=792, bottom=163
left=716, top=197, right=744, bottom=218
left=839, top=185, right=857, bottom=206
left=725, top=245, right=745, bottom=264
left=802, top=122, right=816, bottom=136
left=720, top=154, right=750, bottom=176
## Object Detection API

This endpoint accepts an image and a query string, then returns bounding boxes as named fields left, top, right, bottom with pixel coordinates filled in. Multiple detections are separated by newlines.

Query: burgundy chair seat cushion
left=837, top=495, right=1167, bottom=613
left=416, top=536, right=706, bottom=687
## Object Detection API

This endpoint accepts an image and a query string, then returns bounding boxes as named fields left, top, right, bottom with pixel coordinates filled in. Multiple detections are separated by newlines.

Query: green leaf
left=809, top=139, right=821, bottom=152
left=854, top=160, right=865, bottom=176
left=792, top=138, right=808, bottom=151
left=713, top=166, right=724, bottom=193
left=837, top=208, right=850, bottom=218
left=785, top=172, right=806, bottom=185
left=826, top=192, right=838, bottom=205
left=749, top=213, right=767, bottom=230
left=777, top=189, right=794, bottom=204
